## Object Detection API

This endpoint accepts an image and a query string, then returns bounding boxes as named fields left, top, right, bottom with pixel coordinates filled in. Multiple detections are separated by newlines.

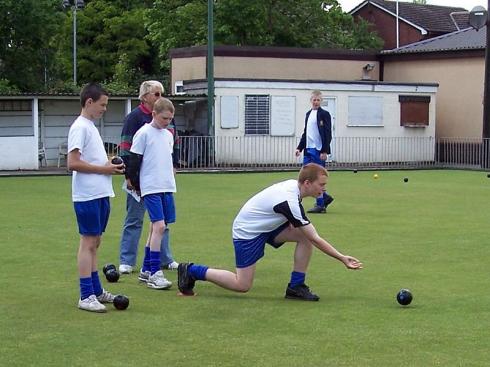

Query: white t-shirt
left=306, top=109, right=322, bottom=150
left=68, top=116, right=114, bottom=202
left=130, top=123, right=176, bottom=196
left=232, top=179, right=310, bottom=240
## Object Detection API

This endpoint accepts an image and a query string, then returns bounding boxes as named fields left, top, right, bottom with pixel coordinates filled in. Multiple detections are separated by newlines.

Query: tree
left=146, top=0, right=383, bottom=72
left=0, top=0, right=383, bottom=93
left=53, top=0, right=155, bottom=89
left=0, top=0, right=64, bottom=91
left=413, top=0, right=427, bottom=4
left=146, top=0, right=209, bottom=71
left=215, top=0, right=383, bottom=49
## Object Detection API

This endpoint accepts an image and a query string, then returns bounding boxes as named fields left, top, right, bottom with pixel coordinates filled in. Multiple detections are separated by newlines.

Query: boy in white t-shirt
left=126, top=98, right=176, bottom=290
left=177, top=164, right=362, bottom=301
left=67, top=83, right=125, bottom=312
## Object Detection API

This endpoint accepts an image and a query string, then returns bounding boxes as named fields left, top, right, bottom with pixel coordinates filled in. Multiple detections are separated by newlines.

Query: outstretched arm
left=298, top=224, right=362, bottom=270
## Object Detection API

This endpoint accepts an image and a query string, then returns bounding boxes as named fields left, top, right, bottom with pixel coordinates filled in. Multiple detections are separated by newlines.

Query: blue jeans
left=119, top=193, right=175, bottom=267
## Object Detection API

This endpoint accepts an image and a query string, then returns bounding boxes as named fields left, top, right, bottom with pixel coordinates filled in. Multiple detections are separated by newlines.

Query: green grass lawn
left=1, top=170, right=489, bottom=366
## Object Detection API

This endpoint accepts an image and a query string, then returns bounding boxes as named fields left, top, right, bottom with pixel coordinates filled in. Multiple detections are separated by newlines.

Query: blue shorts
left=143, top=193, right=176, bottom=224
left=303, top=148, right=326, bottom=167
left=74, top=197, right=110, bottom=236
left=233, top=222, right=289, bottom=268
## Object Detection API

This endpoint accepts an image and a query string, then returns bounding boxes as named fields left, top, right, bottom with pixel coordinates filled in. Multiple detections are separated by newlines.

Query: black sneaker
left=307, top=205, right=326, bottom=214
left=285, top=283, right=320, bottom=301
left=177, top=262, right=196, bottom=296
left=324, top=194, right=334, bottom=208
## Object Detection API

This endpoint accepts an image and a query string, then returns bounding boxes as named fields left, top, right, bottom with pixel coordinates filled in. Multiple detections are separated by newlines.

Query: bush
left=0, top=79, right=20, bottom=94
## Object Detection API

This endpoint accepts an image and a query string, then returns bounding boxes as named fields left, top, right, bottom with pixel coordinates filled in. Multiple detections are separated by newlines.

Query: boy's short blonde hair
left=298, top=163, right=328, bottom=183
left=153, top=97, right=175, bottom=114
left=311, top=90, right=323, bottom=99
left=139, top=80, right=164, bottom=100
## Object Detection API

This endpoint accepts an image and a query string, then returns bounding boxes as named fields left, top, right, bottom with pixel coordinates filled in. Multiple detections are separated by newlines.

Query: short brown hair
left=153, top=97, right=175, bottom=114
left=80, top=83, right=108, bottom=107
left=298, top=163, right=328, bottom=183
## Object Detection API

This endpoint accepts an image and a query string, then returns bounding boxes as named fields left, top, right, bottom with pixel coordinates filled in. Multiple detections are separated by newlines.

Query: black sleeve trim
left=273, top=200, right=309, bottom=227
left=126, top=152, right=143, bottom=191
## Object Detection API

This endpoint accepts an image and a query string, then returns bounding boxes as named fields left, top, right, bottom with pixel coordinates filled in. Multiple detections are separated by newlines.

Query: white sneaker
left=97, top=289, right=115, bottom=303
left=147, top=270, right=172, bottom=290
left=165, top=261, right=179, bottom=271
left=119, top=264, right=133, bottom=274
left=78, top=295, right=107, bottom=313
left=138, top=269, right=150, bottom=283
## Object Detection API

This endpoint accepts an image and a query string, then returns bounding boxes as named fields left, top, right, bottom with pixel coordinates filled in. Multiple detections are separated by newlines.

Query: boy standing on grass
left=126, top=98, right=176, bottom=290
left=295, top=90, right=334, bottom=214
left=178, top=163, right=362, bottom=301
left=67, top=83, right=125, bottom=312
left=118, top=80, right=180, bottom=275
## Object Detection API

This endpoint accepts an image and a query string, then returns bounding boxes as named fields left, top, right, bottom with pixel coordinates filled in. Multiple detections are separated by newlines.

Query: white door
left=321, top=97, right=336, bottom=162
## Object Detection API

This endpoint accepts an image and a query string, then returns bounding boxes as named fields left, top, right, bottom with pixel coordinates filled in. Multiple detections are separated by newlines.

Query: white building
left=183, top=79, right=438, bottom=165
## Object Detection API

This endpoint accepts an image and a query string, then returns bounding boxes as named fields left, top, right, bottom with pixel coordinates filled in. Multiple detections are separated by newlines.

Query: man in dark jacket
left=295, top=90, right=334, bottom=213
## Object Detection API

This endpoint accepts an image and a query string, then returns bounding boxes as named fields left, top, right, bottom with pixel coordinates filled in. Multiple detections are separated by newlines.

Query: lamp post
left=62, top=0, right=85, bottom=86
left=207, top=0, right=214, bottom=136
left=482, top=3, right=490, bottom=143
left=469, top=4, right=489, bottom=167
left=483, top=1, right=490, bottom=168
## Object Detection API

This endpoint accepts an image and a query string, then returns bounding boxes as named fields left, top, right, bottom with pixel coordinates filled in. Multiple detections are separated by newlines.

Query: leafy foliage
left=0, top=0, right=64, bottom=91
left=146, top=0, right=383, bottom=71
left=104, top=53, right=140, bottom=95
left=0, top=0, right=382, bottom=93
left=146, top=0, right=209, bottom=71
left=52, top=0, right=155, bottom=89
left=0, top=78, right=20, bottom=94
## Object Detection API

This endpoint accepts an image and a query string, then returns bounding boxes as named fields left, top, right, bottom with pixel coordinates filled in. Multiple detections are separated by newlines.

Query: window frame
left=244, top=94, right=270, bottom=135
left=399, top=95, right=430, bottom=128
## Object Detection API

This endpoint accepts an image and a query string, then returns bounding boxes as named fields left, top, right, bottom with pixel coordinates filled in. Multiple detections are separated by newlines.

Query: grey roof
left=351, top=0, right=469, bottom=33
left=381, top=25, right=486, bottom=54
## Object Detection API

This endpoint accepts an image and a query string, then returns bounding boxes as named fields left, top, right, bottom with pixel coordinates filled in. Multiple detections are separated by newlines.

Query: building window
left=245, top=95, right=270, bottom=135
left=0, top=99, right=33, bottom=137
left=399, top=95, right=430, bottom=127
left=348, top=96, right=383, bottom=126
left=0, top=100, right=31, bottom=112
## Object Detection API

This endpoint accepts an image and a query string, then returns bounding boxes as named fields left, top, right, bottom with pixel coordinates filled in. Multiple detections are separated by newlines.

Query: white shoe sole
left=78, top=305, right=107, bottom=313
left=147, top=282, right=172, bottom=290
